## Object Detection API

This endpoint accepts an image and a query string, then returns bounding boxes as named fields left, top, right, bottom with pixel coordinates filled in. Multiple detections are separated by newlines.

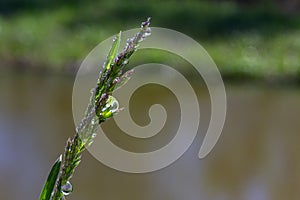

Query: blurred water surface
left=0, top=73, right=299, bottom=200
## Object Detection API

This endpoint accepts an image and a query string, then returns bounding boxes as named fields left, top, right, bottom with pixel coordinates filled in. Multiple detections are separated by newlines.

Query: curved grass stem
left=39, top=18, right=151, bottom=200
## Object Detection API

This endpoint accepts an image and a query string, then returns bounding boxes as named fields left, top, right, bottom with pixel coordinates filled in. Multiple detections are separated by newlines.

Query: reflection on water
left=0, top=74, right=299, bottom=200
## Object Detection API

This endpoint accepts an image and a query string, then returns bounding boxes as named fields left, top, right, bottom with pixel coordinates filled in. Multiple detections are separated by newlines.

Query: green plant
left=39, top=18, right=151, bottom=200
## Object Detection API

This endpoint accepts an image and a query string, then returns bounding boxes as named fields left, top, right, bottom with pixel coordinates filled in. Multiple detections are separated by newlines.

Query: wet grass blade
left=39, top=155, right=62, bottom=200
left=104, top=31, right=121, bottom=70
left=94, top=31, right=121, bottom=108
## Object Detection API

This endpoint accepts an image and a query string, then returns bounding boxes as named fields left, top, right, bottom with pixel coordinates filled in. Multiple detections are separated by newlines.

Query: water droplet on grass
left=101, top=96, right=119, bottom=118
left=61, top=181, right=73, bottom=196
left=144, top=28, right=151, bottom=37
left=107, top=96, right=119, bottom=113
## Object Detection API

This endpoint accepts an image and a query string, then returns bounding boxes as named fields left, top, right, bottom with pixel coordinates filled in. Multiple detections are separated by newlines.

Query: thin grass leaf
left=48, top=18, right=151, bottom=199
left=94, top=32, right=121, bottom=107
left=104, top=31, right=121, bottom=70
left=39, top=155, right=62, bottom=200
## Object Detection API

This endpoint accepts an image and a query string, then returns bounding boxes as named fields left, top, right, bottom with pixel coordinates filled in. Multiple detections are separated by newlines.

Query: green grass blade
left=39, top=155, right=62, bottom=200
left=104, top=31, right=121, bottom=70
left=94, top=31, right=121, bottom=107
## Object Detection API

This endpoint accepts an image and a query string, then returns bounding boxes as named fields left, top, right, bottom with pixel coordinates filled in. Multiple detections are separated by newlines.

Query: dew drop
left=108, top=96, right=119, bottom=113
left=100, top=96, right=119, bottom=118
left=144, top=32, right=151, bottom=37
left=144, top=28, right=151, bottom=37
left=61, top=181, right=73, bottom=196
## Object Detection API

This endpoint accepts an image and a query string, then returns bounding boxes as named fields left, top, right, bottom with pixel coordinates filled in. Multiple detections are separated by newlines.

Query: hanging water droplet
left=144, top=28, right=151, bottom=37
left=101, top=96, right=119, bottom=113
left=100, top=96, right=119, bottom=119
left=61, top=181, right=73, bottom=196
left=144, top=32, right=151, bottom=37
left=108, top=96, right=119, bottom=113
left=92, top=133, right=97, bottom=138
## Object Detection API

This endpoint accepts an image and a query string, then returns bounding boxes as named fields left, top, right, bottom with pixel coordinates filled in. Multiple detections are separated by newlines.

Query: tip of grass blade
left=39, top=155, right=62, bottom=200
left=105, top=31, right=121, bottom=70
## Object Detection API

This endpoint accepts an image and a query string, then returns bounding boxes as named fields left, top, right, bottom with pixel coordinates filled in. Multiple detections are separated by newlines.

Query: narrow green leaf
left=104, top=31, right=121, bottom=70
left=39, top=155, right=62, bottom=200
left=94, top=31, right=121, bottom=108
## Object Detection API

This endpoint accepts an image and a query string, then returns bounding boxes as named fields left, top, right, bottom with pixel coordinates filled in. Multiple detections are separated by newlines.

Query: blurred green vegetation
left=0, top=0, right=299, bottom=80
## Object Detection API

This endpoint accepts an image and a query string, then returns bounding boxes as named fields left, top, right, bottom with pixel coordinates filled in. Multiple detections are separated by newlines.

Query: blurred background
left=0, top=0, right=300, bottom=199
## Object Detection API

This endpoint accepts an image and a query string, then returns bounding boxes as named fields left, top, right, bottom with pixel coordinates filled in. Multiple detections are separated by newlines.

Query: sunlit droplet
left=107, top=96, right=119, bottom=113
left=100, top=96, right=119, bottom=119
left=144, top=28, right=151, bottom=37
left=61, top=181, right=73, bottom=196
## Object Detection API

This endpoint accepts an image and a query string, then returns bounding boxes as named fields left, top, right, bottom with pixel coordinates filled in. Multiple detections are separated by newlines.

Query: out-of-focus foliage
left=0, top=0, right=299, bottom=79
